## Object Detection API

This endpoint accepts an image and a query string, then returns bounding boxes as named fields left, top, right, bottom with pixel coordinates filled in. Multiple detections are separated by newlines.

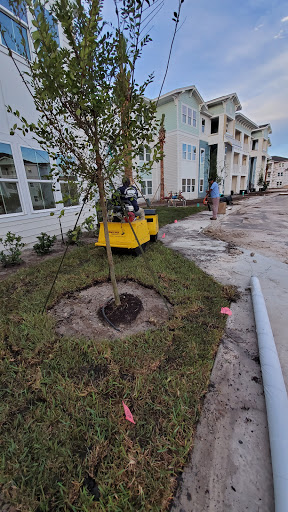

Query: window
left=199, top=179, right=204, bottom=192
left=182, top=105, right=187, bottom=124
left=278, top=172, right=280, bottom=176
left=139, top=146, right=150, bottom=162
left=34, top=3, right=60, bottom=46
left=182, top=143, right=186, bottom=160
left=0, top=10, right=30, bottom=59
left=281, top=172, right=283, bottom=176
left=211, top=117, right=219, bottom=134
left=182, top=104, right=197, bottom=127
left=0, top=0, right=27, bottom=22
left=193, top=110, right=197, bottom=127
left=252, top=139, right=258, bottom=150
left=21, top=147, right=56, bottom=210
left=182, top=144, right=195, bottom=160
left=0, top=142, right=22, bottom=214
left=141, top=180, right=152, bottom=195
left=182, top=178, right=195, bottom=193
left=200, top=148, right=205, bottom=164
left=202, top=119, right=205, bottom=133
left=267, top=172, right=271, bottom=178
left=60, top=181, right=80, bottom=207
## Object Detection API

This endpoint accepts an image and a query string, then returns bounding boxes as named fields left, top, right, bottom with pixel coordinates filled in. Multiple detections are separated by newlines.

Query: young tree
left=3, top=0, right=167, bottom=305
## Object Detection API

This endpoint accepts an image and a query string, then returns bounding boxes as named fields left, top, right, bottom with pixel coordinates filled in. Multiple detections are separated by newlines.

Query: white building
left=267, top=156, right=288, bottom=188
left=0, top=1, right=90, bottom=247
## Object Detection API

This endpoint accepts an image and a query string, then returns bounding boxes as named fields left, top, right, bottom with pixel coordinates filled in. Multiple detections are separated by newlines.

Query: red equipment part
left=124, top=211, right=136, bottom=223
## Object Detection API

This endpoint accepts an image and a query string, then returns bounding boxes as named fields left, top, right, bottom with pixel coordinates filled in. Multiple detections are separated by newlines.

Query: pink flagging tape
left=122, top=401, right=136, bottom=424
left=221, top=307, right=232, bottom=316
left=174, top=220, right=178, bottom=223
left=162, top=233, right=166, bottom=238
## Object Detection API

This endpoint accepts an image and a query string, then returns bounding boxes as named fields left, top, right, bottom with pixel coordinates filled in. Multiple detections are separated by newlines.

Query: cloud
left=254, top=23, right=264, bottom=31
left=281, top=16, right=288, bottom=22
left=274, top=29, right=285, bottom=39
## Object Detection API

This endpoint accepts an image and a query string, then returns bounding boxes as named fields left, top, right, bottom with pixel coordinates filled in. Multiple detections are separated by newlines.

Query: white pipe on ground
left=250, top=276, right=288, bottom=512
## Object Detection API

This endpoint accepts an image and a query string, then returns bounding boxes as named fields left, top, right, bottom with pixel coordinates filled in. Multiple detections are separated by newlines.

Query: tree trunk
left=96, top=173, right=121, bottom=306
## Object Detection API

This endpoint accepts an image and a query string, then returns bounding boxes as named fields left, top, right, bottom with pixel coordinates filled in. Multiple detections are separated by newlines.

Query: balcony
left=225, top=132, right=242, bottom=149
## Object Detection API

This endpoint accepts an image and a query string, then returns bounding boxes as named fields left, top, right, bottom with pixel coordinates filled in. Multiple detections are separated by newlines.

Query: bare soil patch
left=50, top=280, right=170, bottom=340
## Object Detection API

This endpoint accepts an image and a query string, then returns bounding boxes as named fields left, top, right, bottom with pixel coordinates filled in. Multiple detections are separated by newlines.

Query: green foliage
left=6, top=0, right=164, bottom=189
left=33, top=232, right=57, bottom=255
left=0, top=231, right=25, bottom=267
left=66, top=226, right=82, bottom=245
left=257, top=172, right=264, bottom=187
left=82, top=215, right=97, bottom=233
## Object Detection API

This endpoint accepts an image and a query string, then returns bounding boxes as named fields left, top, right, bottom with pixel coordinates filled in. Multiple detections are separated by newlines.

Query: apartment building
left=140, top=89, right=272, bottom=201
left=267, top=156, right=288, bottom=188
left=0, top=1, right=89, bottom=246
left=138, top=86, right=211, bottom=201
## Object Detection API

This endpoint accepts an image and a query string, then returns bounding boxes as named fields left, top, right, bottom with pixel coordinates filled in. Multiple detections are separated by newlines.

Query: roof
left=235, top=112, right=258, bottom=130
left=154, top=86, right=205, bottom=107
left=252, top=123, right=272, bottom=135
left=270, top=156, right=288, bottom=162
left=206, top=93, right=242, bottom=110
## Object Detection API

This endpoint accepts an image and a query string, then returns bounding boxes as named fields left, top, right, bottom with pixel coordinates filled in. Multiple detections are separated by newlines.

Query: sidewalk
left=159, top=195, right=288, bottom=511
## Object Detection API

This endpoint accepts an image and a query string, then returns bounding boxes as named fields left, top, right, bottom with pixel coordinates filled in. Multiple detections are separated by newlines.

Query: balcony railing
left=225, top=132, right=242, bottom=149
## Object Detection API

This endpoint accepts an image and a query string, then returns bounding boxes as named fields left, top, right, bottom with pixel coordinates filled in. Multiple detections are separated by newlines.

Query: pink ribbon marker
left=221, top=307, right=232, bottom=316
left=162, top=233, right=166, bottom=238
left=122, top=401, right=136, bottom=424
left=174, top=219, right=178, bottom=223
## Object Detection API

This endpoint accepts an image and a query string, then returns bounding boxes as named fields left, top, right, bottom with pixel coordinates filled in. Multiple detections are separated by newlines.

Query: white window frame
left=200, top=148, right=205, bottom=165
left=21, top=146, right=57, bottom=212
left=139, top=146, right=151, bottom=162
left=0, top=141, right=23, bottom=216
left=199, top=178, right=204, bottom=192
left=0, top=3, right=31, bottom=60
left=192, top=146, right=196, bottom=161
left=141, top=179, right=152, bottom=196
left=182, top=178, right=195, bottom=193
left=182, top=103, right=197, bottom=127
left=201, top=119, right=205, bottom=133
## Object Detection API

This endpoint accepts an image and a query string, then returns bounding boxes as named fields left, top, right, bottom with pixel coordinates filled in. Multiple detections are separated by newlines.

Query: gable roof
left=154, top=86, right=205, bottom=107
left=235, top=112, right=258, bottom=130
left=206, top=93, right=242, bottom=111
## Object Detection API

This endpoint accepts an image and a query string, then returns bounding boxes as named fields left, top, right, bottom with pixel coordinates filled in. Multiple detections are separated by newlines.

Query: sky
left=103, top=0, right=288, bottom=157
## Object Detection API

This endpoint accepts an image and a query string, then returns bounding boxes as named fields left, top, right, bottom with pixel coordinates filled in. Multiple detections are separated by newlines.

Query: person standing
left=208, top=178, right=220, bottom=220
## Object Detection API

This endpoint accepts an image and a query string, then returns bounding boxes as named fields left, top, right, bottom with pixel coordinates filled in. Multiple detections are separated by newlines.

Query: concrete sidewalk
left=159, top=196, right=288, bottom=512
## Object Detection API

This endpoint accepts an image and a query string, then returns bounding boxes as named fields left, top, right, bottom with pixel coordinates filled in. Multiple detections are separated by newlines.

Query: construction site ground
left=160, top=191, right=288, bottom=512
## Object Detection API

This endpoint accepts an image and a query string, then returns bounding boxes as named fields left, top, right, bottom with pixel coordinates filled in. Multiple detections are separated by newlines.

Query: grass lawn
left=0, top=208, right=230, bottom=511
left=154, top=205, right=205, bottom=228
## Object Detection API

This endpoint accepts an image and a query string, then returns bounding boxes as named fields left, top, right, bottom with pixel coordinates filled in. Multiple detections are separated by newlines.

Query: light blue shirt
left=210, top=181, right=220, bottom=198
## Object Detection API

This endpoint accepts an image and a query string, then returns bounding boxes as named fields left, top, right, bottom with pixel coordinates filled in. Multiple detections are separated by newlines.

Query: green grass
left=155, top=205, right=205, bottom=228
left=0, top=214, right=228, bottom=511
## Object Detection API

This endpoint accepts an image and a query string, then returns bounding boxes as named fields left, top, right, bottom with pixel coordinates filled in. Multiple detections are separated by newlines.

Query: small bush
left=82, top=215, right=97, bottom=234
left=66, top=226, right=82, bottom=245
left=33, top=233, right=57, bottom=255
left=0, top=231, right=25, bottom=267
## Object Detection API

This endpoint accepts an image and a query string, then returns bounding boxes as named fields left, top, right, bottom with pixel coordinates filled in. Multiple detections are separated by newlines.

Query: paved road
left=161, top=193, right=288, bottom=512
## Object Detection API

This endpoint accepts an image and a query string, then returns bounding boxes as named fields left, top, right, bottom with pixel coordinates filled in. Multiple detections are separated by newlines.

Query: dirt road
left=161, top=193, right=288, bottom=512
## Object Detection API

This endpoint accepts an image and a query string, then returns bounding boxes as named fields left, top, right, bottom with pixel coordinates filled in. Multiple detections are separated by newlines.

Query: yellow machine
left=95, top=209, right=159, bottom=253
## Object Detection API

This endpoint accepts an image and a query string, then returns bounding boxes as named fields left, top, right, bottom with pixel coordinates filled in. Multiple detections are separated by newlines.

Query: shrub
left=33, top=233, right=57, bottom=255
left=0, top=231, right=25, bottom=267
left=82, top=215, right=97, bottom=233
left=66, top=226, right=82, bottom=245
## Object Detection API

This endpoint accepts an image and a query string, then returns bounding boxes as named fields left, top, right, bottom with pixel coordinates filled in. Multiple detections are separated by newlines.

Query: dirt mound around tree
left=50, top=281, right=170, bottom=340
